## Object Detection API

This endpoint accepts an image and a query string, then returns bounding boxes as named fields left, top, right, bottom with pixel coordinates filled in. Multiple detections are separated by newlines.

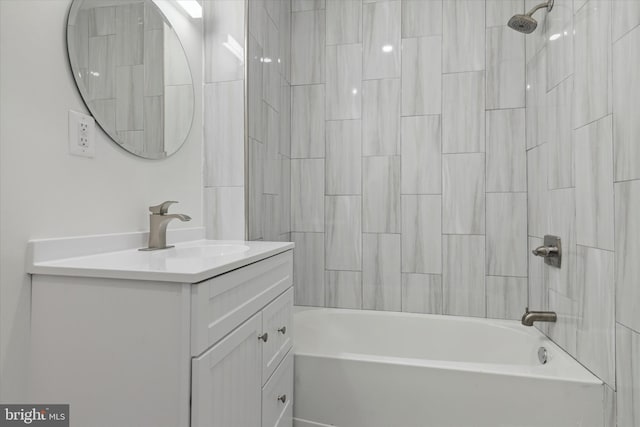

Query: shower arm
left=526, top=1, right=553, bottom=17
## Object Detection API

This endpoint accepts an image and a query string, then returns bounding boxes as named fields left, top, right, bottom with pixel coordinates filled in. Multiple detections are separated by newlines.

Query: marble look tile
left=486, top=193, right=528, bottom=277
left=528, top=237, right=548, bottom=313
left=163, top=27, right=192, bottom=86
left=612, top=0, right=640, bottom=42
left=326, top=120, right=362, bottom=195
left=402, top=0, right=442, bottom=37
left=203, top=0, right=245, bottom=83
left=263, top=194, right=280, bottom=241
left=604, top=385, right=616, bottom=427
left=143, top=96, right=163, bottom=155
left=204, top=187, right=245, bottom=240
left=326, top=43, right=362, bottom=120
left=279, top=156, right=291, bottom=235
left=164, top=85, right=193, bottom=153
left=402, top=273, right=443, bottom=314
left=442, top=72, right=485, bottom=153
left=249, top=0, right=268, bottom=47
left=402, top=195, right=442, bottom=274
left=248, top=36, right=264, bottom=143
left=115, top=65, right=144, bottom=131
left=547, top=289, right=579, bottom=355
left=363, top=233, right=402, bottom=311
left=264, top=0, right=280, bottom=29
left=143, top=30, right=163, bottom=97
left=573, top=0, right=611, bottom=129
left=486, top=109, right=526, bottom=192
left=291, top=159, right=324, bottom=232
left=292, top=0, right=325, bottom=12
left=401, top=115, right=441, bottom=194
left=325, top=196, right=362, bottom=270
left=291, top=84, right=325, bottom=158
left=576, top=245, right=615, bottom=386
left=615, top=180, right=640, bottom=332
left=363, top=156, right=401, bottom=233
left=144, top=2, right=163, bottom=30
left=264, top=104, right=281, bottom=194
left=262, top=16, right=280, bottom=110
left=486, top=0, right=523, bottom=28
left=87, top=35, right=116, bottom=100
left=73, top=10, right=89, bottom=69
left=544, top=0, right=573, bottom=90
left=524, top=0, right=549, bottom=62
left=248, top=140, right=265, bottom=240
left=546, top=188, right=577, bottom=299
left=326, top=0, right=361, bottom=45
left=401, top=36, right=442, bottom=116
left=443, top=235, right=486, bottom=317
left=291, top=232, right=325, bottom=306
left=486, top=26, right=525, bottom=109
left=278, top=0, right=291, bottom=82
left=115, top=3, right=143, bottom=66
left=204, top=81, right=245, bottom=187
left=363, top=1, right=401, bottom=79
left=89, top=6, right=115, bottom=36
left=525, top=48, right=547, bottom=149
left=326, top=271, right=362, bottom=309
left=291, top=10, right=325, bottom=85
left=442, top=0, right=485, bottom=73
left=117, top=131, right=144, bottom=155
left=279, top=78, right=291, bottom=156
left=547, top=76, right=574, bottom=189
left=363, top=79, right=401, bottom=155
left=527, top=143, right=549, bottom=239
left=89, top=99, right=116, bottom=132
left=616, top=323, right=640, bottom=427
left=486, top=276, right=527, bottom=320
left=613, top=26, right=640, bottom=181
left=442, top=153, right=485, bottom=234
left=575, top=115, right=614, bottom=250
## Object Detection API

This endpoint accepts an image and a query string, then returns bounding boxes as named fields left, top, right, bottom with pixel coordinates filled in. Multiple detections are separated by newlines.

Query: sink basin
left=167, top=244, right=251, bottom=259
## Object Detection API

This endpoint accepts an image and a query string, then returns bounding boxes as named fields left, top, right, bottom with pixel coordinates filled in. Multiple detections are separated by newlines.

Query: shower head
left=508, top=0, right=554, bottom=34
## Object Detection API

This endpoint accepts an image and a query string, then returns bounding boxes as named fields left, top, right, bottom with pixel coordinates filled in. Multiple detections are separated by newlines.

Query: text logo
left=0, top=405, right=68, bottom=427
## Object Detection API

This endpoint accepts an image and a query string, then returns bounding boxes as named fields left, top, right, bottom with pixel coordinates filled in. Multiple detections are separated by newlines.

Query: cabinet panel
left=262, top=351, right=294, bottom=427
left=191, top=251, right=293, bottom=356
left=191, top=313, right=262, bottom=427
left=262, top=288, right=294, bottom=383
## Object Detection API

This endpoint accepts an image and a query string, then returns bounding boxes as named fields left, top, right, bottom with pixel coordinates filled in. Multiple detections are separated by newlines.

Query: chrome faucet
left=521, top=307, right=557, bottom=326
left=139, top=201, right=191, bottom=251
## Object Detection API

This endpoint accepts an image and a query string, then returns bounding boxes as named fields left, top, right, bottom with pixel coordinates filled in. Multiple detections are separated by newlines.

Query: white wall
left=0, top=0, right=203, bottom=401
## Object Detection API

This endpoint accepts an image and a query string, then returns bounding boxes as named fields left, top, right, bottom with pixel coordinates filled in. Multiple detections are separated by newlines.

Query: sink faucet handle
left=149, top=201, right=178, bottom=215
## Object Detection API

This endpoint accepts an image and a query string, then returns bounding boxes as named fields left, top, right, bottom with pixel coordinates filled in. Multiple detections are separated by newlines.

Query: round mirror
left=66, top=0, right=194, bottom=159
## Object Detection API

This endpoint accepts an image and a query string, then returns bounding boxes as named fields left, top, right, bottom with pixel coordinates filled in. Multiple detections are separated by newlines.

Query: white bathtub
left=293, top=307, right=605, bottom=427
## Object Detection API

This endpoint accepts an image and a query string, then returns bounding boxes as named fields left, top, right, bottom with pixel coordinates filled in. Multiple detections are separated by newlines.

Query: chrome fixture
left=537, top=347, right=548, bottom=364
left=521, top=307, right=558, bottom=326
left=532, top=235, right=562, bottom=268
left=508, top=0, right=554, bottom=34
left=139, top=201, right=191, bottom=251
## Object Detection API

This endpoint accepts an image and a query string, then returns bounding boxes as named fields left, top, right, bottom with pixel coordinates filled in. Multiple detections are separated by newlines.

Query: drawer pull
left=277, top=326, right=287, bottom=335
left=277, top=394, right=287, bottom=404
left=258, top=332, right=269, bottom=342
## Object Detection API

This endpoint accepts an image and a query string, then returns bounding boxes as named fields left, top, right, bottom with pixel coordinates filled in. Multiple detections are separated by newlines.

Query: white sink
left=167, top=243, right=250, bottom=259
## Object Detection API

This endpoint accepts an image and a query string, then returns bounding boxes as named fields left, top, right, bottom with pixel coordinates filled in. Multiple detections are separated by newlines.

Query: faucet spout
left=140, top=201, right=191, bottom=251
left=521, top=307, right=557, bottom=326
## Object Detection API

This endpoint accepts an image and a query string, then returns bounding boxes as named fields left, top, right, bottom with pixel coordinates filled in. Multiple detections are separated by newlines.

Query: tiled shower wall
left=203, top=0, right=247, bottom=239
left=247, top=0, right=293, bottom=242
left=289, top=0, right=529, bottom=319
left=525, top=0, right=640, bottom=424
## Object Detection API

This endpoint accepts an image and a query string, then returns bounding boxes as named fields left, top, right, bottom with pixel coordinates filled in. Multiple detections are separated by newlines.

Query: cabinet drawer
left=191, top=251, right=292, bottom=356
left=191, top=313, right=262, bottom=427
left=262, top=287, right=293, bottom=384
left=262, top=351, right=293, bottom=427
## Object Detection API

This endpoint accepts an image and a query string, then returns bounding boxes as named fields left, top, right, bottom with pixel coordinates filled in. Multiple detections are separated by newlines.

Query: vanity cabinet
left=29, top=244, right=294, bottom=427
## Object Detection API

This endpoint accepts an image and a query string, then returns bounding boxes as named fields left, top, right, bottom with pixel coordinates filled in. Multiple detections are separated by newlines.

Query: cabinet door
left=191, top=313, right=262, bottom=427
left=262, top=288, right=293, bottom=384
left=262, top=351, right=294, bottom=427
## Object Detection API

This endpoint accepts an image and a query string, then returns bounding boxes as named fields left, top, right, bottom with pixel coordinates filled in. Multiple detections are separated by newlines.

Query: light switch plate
left=68, top=110, right=95, bottom=158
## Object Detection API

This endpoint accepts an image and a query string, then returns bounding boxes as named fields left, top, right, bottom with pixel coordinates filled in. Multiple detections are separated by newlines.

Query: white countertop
left=26, top=229, right=294, bottom=283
